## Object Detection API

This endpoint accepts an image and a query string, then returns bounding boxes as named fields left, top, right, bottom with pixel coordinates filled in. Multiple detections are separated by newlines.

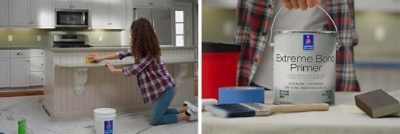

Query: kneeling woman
left=89, top=18, right=197, bottom=126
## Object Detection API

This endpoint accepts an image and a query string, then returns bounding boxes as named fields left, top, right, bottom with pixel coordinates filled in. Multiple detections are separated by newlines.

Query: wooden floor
left=0, top=87, right=44, bottom=97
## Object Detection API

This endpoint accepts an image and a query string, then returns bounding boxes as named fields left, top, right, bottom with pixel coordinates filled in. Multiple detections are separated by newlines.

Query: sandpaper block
left=355, top=89, right=400, bottom=118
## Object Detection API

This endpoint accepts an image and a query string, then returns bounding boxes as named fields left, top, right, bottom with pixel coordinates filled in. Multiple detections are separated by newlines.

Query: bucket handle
left=268, top=4, right=342, bottom=50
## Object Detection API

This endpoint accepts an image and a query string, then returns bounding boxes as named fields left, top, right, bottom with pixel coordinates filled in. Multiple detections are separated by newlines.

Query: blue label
left=303, top=34, right=314, bottom=50
left=104, top=120, right=113, bottom=134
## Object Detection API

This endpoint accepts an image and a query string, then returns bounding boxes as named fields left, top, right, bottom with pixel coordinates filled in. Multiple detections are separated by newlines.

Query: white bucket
left=94, top=108, right=116, bottom=134
left=269, top=5, right=340, bottom=105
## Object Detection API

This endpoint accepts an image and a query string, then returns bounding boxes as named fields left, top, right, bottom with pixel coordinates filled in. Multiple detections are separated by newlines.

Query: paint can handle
left=268, top=4, right=342, bottom=50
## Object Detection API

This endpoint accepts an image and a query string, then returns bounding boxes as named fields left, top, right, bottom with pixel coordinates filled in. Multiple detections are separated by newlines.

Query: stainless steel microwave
left=55, top=9, right=89, bottom=28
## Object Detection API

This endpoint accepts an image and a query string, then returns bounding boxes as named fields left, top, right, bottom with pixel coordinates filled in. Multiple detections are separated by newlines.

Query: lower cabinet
left=10, top=57, right=30, bottom=87
left=0, top=58, right=11, bottom=88
left=0, top=49, right=44, bottom=88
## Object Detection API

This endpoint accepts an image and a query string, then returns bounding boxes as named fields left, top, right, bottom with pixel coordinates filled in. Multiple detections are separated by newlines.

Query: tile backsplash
left=0, top=29, right=123, bottom=47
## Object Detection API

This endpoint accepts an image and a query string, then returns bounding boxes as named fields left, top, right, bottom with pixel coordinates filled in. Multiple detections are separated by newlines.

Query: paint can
left=269, top=5, right=340, bottom=105
left=94, top=108, right=116, bottom=134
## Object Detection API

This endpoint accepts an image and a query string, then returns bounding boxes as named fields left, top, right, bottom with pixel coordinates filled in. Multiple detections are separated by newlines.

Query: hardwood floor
left=0, top=87, right=44, bottom=97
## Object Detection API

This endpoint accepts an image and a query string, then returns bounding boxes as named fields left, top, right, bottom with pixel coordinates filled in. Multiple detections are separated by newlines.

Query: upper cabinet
left=90, top=0, right=126, bottom=29
left=0, top=0, right=9, bottom=25
left=55, top=0, right=89, bottom=9
left=132, top=0, right=170, bottom=8
left=9, top=0, right=53, bottom=28
left=9, top=0, right=30, bottom=26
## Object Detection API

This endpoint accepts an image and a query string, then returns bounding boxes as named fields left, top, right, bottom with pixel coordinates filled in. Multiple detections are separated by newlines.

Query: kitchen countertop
left=47, top=46, right=197, bottom=52
left=0, top=46, right=197, bottom=51
left=0, top=46, right=49, bottom=50
left=55, top=59, right=197, bottom=68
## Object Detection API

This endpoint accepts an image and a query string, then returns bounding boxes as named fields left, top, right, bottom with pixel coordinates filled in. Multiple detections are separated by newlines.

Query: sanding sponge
left=355, top=89, right=400, bottom=118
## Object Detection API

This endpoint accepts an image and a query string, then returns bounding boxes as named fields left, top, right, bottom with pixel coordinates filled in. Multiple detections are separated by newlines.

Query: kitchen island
left=43, top=46, right=197, bottom=118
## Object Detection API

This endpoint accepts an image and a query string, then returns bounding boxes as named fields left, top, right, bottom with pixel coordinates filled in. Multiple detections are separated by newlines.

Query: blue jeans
left=151, top=87, right=178, bottom=126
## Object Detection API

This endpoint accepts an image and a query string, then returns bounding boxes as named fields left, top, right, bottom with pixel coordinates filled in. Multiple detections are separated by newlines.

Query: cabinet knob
left=27, top=60, right=30, bottom=62
left=149, top=2, right=154, bottom=5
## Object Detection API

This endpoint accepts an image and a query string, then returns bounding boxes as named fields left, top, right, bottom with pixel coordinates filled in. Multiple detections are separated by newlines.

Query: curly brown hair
left=130, top=18, right=161, bottom=62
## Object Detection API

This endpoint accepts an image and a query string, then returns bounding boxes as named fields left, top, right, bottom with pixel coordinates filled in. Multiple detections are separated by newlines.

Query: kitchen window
left=173, top=2, right=192, bottom=47
left=175, top=10, right=185, bottom=46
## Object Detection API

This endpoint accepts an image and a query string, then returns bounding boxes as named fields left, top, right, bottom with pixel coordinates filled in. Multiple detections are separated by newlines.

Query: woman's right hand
left=88, top=54, right=103, bottom=63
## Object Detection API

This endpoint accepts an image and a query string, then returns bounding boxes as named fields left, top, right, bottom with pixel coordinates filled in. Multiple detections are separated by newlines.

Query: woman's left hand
left=106, top=62, right=122, bottom=74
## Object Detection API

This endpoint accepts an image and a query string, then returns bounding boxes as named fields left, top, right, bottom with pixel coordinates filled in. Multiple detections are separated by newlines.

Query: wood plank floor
left=0, top=87, right=43, bottom=97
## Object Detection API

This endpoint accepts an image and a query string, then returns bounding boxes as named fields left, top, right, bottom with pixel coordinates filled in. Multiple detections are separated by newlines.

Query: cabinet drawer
left=0, top=50, right=10, bottom=57
left=30, top=57, right=45, bottom=71
left=30, top=49, right=45, bottom=57
left=10, top=50, right=30, bottom=58
left=30, top=72, right=44, bottom=86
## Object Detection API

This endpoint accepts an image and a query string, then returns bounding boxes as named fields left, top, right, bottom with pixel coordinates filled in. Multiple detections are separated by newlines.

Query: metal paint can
left=269, top=5, right=340, bottom=105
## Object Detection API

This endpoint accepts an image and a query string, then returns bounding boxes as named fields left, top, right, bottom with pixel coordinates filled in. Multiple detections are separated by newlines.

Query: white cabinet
left=32, top=0, right=53, bottom=28
left=9, top=0, right=53, bottom=28
left=0, top=0, right=9, bottom=25
left=0, top=50, right=10, bottom=88
left=30, top=49, right=45, bottom=86
left=55, top=0, right=89, bottom=9
left=0, top=49, right=44, bottom=88
left=30, top=57, right=45, bottom=71
left=10, top=50, right=30, bottom=87
left=90, top=0, right=126, bottom=29
left=132, top=0, right=170, bottom=8
left=9, top=0, right=30, bottom=26
left=30, top=72, right=44, bottom=86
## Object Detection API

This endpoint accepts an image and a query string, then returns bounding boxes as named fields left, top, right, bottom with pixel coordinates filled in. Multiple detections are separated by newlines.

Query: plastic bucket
left=94, top=108, right=116, bottom=134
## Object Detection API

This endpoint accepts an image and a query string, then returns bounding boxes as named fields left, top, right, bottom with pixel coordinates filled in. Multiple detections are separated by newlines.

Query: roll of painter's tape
left=218, top=87, right=264, bottom=104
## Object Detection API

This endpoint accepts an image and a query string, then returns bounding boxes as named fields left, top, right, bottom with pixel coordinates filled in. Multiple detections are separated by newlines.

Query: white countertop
left=47, top=46, right=197, bottom=52
left=55, top=59, right=197, bottom=68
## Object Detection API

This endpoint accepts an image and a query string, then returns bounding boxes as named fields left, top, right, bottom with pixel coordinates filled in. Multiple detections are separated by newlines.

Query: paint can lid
left=94, top=108, right=116, bottom=116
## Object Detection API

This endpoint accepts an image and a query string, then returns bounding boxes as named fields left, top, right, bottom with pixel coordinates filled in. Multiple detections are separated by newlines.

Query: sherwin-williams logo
left=104, top=120, right=113, bottom=134
left=303, top=34, right=314, bottom=50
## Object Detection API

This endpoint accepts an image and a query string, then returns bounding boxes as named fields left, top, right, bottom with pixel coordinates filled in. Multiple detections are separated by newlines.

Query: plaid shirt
left=236, top=0, right=360, bottom=91
left=117, top=48, right=176, bottom=103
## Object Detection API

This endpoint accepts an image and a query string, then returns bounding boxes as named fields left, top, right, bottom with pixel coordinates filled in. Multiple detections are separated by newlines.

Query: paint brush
left=207, top=103, right=329, bottom=118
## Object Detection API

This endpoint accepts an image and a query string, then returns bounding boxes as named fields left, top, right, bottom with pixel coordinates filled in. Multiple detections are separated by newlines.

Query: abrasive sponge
left=355, top=89, right=400, bottom=118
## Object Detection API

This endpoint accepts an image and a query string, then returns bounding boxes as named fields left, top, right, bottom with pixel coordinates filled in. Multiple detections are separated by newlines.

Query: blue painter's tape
left=218, top=87, right=265, bottom=104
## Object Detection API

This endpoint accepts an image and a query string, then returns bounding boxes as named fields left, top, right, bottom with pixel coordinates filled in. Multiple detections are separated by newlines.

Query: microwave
left=55, top=9, right=89, bottom=28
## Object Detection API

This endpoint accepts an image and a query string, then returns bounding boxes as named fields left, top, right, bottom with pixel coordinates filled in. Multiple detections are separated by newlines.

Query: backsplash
left=0, top=29, right=49, bottom=47
left=0, top=29, right=123, bottom=48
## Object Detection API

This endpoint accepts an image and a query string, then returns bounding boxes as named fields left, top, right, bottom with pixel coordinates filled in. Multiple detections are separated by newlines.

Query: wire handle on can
left=268, top=4, right=342, bottom=50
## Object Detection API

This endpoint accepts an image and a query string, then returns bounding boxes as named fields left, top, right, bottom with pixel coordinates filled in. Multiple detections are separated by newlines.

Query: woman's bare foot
left=178, top=113, right=189, bottom=121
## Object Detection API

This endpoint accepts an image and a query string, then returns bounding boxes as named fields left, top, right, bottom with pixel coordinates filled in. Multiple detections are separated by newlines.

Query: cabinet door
left=0, top=58, right=10, bottom=88
left=9, top=0, right=31, bottom=26
left=71, top=0, right=88, bottom=9
left=55, top=0, right=71, bottom=9
left=30, top=57, right=45, bottom=72
left=30, top=72, right=44, bottom=86
left=152, top=8, right=172, bottom=45
left=0, top=0, right=9, bottom=25
left=108, top=0, right=126, bottom=29
left=90, top=0, right=108, bottom=28
left=11, top=58, right=30, bottom=87
left=32, top=0, right=53, bottom=28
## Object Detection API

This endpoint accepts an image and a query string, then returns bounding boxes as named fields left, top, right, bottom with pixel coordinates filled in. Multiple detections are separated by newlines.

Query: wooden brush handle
left=270, top=103, right=329, bottom=113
